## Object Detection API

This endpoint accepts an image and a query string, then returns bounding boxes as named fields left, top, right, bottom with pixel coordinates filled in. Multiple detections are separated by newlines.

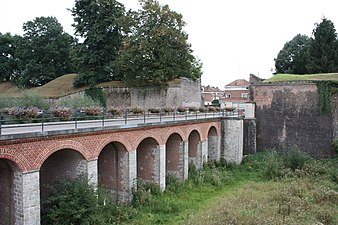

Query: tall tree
left=70, top=0, right=125, bottom=87
left=15, top=16, right=74, bottom=87
left=275, top=34, right=310, bottom=74
left=306, top=18, right=338, bottom=73
left=0, top=32, right=18, bottom=81
left=115, top=0, right=202, bottom=87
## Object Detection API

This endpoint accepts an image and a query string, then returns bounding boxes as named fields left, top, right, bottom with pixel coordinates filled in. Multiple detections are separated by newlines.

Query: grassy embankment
left=263, top=73, right=338, bottom=83
left=117, top=149, right=337, bottom=225
left=0, top=73, right=182, bottom=98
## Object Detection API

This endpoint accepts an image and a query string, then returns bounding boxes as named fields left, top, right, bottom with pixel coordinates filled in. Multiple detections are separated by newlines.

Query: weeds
left=41, top=150, right=337, bottom=225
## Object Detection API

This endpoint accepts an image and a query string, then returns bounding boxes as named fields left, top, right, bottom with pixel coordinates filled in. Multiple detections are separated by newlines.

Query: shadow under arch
left=39, top=149, right=87, bottom=203
left=136, top=137, right=160, bottom=184
left=165, top=133, right=185, bottom=181
left=98, top=141, right=129, bottom=202
left=0, top=158, right=21, bottom=225
left=207, top=126, right=219, bottom=161
left=188, top=130, right=202, bottom=169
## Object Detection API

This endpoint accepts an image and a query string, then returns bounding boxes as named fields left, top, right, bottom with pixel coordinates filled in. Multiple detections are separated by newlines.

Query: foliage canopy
left=115, top=0, right=202, bottom=87
left=70, top=0, right=126, bottom=87
left=15, top=17, right=74, bottom=87
left=275, top=18, right=338, bottom=75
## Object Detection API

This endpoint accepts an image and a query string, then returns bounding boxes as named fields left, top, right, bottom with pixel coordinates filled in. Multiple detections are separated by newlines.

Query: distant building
left=201, top=85, right=225, bottom=107
left=223, top=79, right=250, bottom=108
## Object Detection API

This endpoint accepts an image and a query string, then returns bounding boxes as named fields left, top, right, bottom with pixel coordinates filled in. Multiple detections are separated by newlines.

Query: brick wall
left=137, top=138, right=158, bottom=182
left=166, top=133, right=184, bottom=179
left=251, top=82, right=335, bottom=157
left=0, top=159, right=13, bottom=225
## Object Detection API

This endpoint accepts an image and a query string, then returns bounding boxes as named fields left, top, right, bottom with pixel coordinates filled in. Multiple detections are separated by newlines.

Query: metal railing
left=0, top=109, right=243, bottom=136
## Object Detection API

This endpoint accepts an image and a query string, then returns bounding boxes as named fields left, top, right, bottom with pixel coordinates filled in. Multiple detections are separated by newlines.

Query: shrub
left=188, top=107, right=198, bottom=112
left=198, top=107, right=208, bottom=113
left=8, top=106, right=40, bottom=119
left=81, top=106, right=103, bottom=116
left=130, top=107, right=144, bottom=114
left=263, top=150, right=283, bottom=180
left=148, top=107, right=161, bottom=113
left=162, top=107, right=175, bottom=113
left=282, top=146, right=310, bottom=171
left=58, top=95, right=100, bottom=109
left=176, top=107, right=187, bottom=113
left=20, top=91, right=49, bottom=109
left=332, top=139, right=338, bottom=154
left=84, top=87, right=107, bottom=108
left=208, top=106, right=216, bottom=112
left=41, top=175, right=102, bottom=225
left=132, top=179, right=161, bottom=207
left=0, top=97, right=20, bottom=108
left=49, top=106, right=72, bottom=118
left=107, top=107, right=122, bottom=116
left=0, top=92, right=49, bottom=109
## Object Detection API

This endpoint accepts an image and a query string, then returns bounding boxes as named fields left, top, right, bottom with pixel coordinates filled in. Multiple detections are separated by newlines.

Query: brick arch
left=207, top=125, right=219, bottom=136
left=164, top=127, right=186, bottom=142
left=136, top=137, right=160, bottom=183
left=95, top=134, right=132, bottom=156
left=132, top=130, right=162, bottom=149
left=0, top=153, right=28, bottom=172
left=35, top=140, right=89, bottom=169
left=186, top=126, right=203, bottom=140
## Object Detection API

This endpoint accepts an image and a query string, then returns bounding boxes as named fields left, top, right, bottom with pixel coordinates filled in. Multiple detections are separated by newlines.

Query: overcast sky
left=1, top=0, right=338, bottom=88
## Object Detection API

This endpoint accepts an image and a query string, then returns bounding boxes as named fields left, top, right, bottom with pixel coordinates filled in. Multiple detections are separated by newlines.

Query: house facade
left=201, top=85, right=225, bottom=107
left=223, top=79, right=250, bottom=108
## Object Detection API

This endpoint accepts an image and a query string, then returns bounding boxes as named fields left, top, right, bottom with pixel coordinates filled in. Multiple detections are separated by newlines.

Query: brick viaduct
left=0, top=117, right=255, bottom=225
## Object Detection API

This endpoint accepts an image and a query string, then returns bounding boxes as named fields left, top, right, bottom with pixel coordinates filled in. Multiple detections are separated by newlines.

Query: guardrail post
left=125, top=111, right=128, bottom=124
left=160, top=112, right=162, bottom=122
left=102, top=115, right=105, bottom=127
left=75, top=118, right=77, bottom=130
left=0, top=119, right=2, bottom=135
left=41, top=119, right=44, bottom=132
left=173, top=110, right=175, bottom=121
left=195, top=111, right=198, bottom=119
left=144, top=111, right=146, bottom=123
left=185, top=111, right=187, bottom=120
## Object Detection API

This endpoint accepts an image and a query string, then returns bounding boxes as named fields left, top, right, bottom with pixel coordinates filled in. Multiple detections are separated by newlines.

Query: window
left=241, top=93, right=248, bottom=98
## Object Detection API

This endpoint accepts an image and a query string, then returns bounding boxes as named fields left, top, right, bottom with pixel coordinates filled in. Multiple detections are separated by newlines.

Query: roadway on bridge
left=0, top=112, right=232, bottom=136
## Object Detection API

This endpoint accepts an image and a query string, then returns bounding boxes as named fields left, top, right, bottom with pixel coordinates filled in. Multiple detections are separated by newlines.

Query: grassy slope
left=122, top=154, right=337, bottom=225
left=0, top=74, right=181, bottom=98
left=263, top=73, right=338, bottom=83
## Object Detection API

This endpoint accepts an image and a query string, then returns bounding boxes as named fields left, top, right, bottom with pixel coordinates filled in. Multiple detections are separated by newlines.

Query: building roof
left=202, top=85, right=223, bottom=92
left=226, top=79, right=249, bottom=86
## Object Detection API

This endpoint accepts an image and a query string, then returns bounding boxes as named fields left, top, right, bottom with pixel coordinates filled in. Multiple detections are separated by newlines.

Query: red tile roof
left=226, top=79, right=249, bottom=86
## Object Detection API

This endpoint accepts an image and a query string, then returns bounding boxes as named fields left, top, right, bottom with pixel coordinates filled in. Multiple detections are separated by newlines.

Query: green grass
left=41, top=151, right=337, bottom=224
left=0, top=74, right=182, bottom=98
left=263, top=73, right=338, bottom=83
left=121, top=152, right=337, bottom=225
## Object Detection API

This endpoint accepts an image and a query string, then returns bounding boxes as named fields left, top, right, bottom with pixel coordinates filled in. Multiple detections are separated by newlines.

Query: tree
left=15, top=16, right=75, bottom=87
left=115, top=0, right=202, bottom=87
left=70, top=0, right=125, bottom=87
left=0, top=32, right=19, bottom=81
left=306, top=18, right=338, bottom=73
left=274, top=34, right=310, bottom=74
left=41, top=175, right=107, bottom=225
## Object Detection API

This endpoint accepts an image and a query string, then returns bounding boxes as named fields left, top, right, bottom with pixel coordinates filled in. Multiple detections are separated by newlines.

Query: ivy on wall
left=84, top=87, right=107, bottom=108
left=316, top=81, right=338, bottom=114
